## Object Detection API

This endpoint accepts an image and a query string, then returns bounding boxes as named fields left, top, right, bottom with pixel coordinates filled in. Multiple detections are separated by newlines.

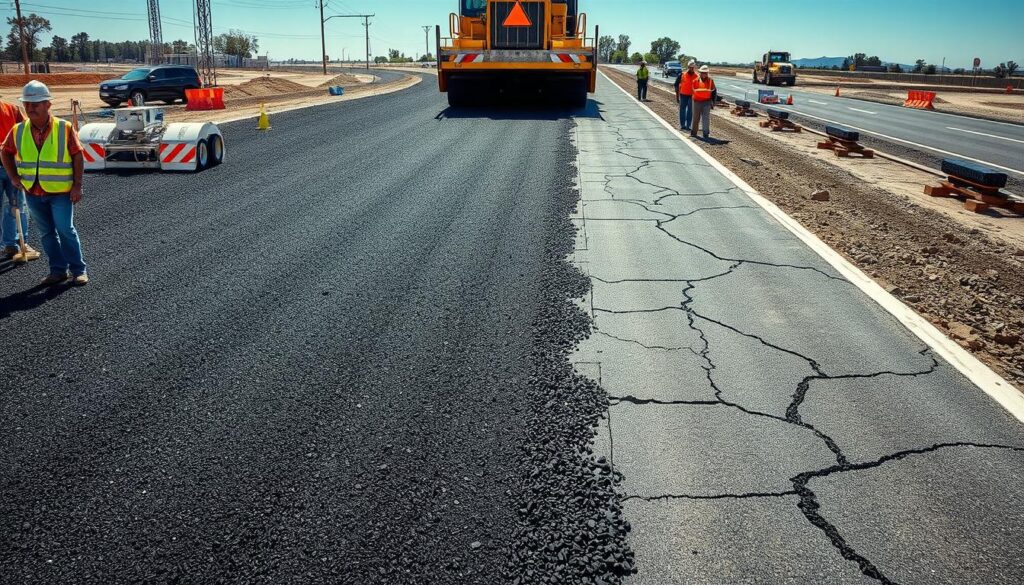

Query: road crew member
left=674, top=60, right=698, bottom=131
left=690, top=65, right=717, bottom=139
left=0, top=81, right=88, bottom=286
left=0, top=92, right=40, bottom=263
left=636, top=61, right=650, bottom=101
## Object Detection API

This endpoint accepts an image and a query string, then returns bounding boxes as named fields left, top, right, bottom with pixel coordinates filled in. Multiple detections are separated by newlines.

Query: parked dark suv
left=99, top=65, right=202, bottom=107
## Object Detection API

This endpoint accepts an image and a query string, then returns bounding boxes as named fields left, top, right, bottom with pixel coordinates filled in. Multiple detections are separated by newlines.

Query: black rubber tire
left=447, top=83, right=466, bottom=107
left=129, top=90, right=145, bottom=106
left=194, top=139, right=209, bottom=172
left=209, top=135, right=224, bottom=166
left=765, top=73, right=772, bottom=86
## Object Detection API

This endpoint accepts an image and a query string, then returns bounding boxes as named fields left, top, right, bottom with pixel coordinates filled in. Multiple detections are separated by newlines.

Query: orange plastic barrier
left=903, top=89, right=936, bottom=110
left=185, top=88, right=225, bottom=111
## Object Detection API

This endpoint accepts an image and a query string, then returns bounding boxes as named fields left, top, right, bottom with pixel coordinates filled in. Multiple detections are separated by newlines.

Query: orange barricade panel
left=185, top=88, right=226, bottom=111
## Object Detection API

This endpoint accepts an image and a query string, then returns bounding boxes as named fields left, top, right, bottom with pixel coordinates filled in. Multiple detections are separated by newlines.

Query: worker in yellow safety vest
left=0, top=81, right=88, bottom=286
left=690, top=65, right=717, bottom=140
left=636, top=61, right=650, bottom=102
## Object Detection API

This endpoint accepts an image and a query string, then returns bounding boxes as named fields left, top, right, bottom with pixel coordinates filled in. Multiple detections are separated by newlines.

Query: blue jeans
left=679, top=95, right=693, bottom=130
left=0, top=167, right=30, bottom=249
left=25, top=194, right=87, bottom=276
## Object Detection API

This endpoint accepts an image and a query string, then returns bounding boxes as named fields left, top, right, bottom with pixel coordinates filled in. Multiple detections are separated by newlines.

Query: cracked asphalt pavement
left=0, top=75, right=630, bottom=584
left=574, top=78, right=1024, bottom=584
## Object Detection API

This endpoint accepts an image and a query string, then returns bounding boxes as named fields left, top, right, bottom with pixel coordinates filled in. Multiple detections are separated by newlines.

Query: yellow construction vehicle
left=436, top=0, right=598, bottom=106
left=754, top=51, right=797, bottom=86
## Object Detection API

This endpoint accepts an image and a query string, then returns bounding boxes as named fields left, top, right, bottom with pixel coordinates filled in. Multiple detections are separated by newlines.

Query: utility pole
left=194, top=0, right=216, bottom=87
left=322, top=14, right=375, bottom=70
left=422, top=26, right=431, bottom=62
left=319, top=0, right=327, bottom=75
left=148, top=0, right=164, bottom=65
left=14, top=0, right=30, bottom=75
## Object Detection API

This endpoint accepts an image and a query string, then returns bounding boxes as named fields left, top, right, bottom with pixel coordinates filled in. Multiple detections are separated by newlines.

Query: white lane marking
left=848, top=107, right=876, bottom=115
left=756, top=107, right=1024, bottom=177
left=598, top=69, right=1024, bottom=422
left=947, top=126, right=1024, bottom=144
left=808, top=99, right=828, bottom=105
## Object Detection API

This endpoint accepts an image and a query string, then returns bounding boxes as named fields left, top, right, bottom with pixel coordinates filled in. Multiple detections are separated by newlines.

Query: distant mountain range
left=790, top=56, right=957, bottom=72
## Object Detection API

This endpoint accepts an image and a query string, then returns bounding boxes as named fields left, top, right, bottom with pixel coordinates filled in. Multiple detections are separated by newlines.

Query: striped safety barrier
left=79, top=143, right=106, bottom=164
left=159, top=142, right=198, bottom=165
left=903, top=90, right=936, bottom=110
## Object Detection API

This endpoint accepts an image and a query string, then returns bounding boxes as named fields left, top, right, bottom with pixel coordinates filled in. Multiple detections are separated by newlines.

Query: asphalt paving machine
left=437, top=0, right=598, bottom=106
left=78, top=106, right=224, bottom=172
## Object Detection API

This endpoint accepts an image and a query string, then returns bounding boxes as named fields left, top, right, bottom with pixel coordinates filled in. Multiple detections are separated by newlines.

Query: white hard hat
left=20, top=80, right=52, bottom=103
left=688, top=60, right=696, bottom=67
left=699, top=65, right=710, bottom=73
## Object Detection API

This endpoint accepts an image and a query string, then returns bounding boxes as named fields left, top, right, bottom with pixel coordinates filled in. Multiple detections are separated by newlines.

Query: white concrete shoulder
left=599, top=69, right=1024, bottom=423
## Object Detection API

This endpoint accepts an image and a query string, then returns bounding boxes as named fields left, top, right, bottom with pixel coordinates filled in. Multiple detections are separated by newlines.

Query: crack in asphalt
left=591, top=330, right=700, bottom=354
left=623, top=490, right=798, bottom=503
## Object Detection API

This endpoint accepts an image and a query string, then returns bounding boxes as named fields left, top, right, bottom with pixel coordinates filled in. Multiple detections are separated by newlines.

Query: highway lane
left=576, top=74, right=1024, bottom=584
left=619, top=65, right=1024, bottom=175
left=0, top=75, right=629, bottom=584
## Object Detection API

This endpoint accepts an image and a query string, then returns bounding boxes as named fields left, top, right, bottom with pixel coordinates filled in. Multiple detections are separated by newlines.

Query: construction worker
left=636, top=61, right=650, bottom=101
left=674, top=60, right=698, bottom=131
left=0, top=93, right=40, bottom=263
left=0, top=81, right=88, bottom=286
left=690, top=65, right=717, bottom=139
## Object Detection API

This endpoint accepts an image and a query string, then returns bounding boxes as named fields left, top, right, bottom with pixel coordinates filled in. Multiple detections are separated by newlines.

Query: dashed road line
left=947, top=126, right=1024, bottom=144
left=848, top=107, right=876, bottom=115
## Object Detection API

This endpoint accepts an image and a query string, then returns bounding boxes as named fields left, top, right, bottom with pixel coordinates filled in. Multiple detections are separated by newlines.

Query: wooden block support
left=816, top=136, right=874, bottom=158
left=924, top=174, right=1024, bottom=214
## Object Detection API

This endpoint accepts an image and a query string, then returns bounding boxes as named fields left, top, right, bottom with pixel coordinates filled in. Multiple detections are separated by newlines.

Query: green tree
left=888, top=63, right=903, bottom=73
left=1007, top=60, right=1020, bottom=76
left=70, top=32, right=91, bottom=62
left=5, top=13, right=51, bottom=61
left=616, top=34, right=630, bottom=56
left=610, top=50, right=627, bottom=64
left=598, top=35, right=615, bottom=62
left=170, top=39, right=194, bottom=54
left=417, top=52, right=434, bottom=62
left=213, top=30, right=259, bottom=59
left=913, top=59, right=926, bottom=73
left=642, top=52, right=659, bottom=65
left=649, top=37, right=680, bottom=65
left=629, top=52, right=644, bottom=64
left=924, top=64, right=937, bottom=74
left=374, top=55, right=389, bottom=64
left=49, top=35, right=70, bottom=61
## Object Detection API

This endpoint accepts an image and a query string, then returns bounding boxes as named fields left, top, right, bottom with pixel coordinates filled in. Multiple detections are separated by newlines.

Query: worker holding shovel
left=0, top=93, right=40, bottom=264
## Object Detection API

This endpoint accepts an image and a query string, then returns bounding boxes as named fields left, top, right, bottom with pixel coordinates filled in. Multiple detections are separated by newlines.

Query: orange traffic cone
left=787, top=94, right=794, bottom=105
left=835, top=87, right=840, bottom=97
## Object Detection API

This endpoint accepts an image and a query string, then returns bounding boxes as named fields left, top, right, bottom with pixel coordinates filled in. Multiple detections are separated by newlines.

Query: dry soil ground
left=606, top=67, right=1024, bottom=392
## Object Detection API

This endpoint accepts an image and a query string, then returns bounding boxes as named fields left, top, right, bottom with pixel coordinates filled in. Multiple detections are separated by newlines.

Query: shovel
left=12, top=204, right=28, bottom=264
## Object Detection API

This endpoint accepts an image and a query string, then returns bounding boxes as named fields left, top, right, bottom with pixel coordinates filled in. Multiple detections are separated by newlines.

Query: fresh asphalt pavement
left=1, top=69, right=1023, bottom=585
left=574, top=75, right=1024, bottom=583
left=0, top=74, right=616, bottom=583
left=620, top=65, right=1024, bottom=176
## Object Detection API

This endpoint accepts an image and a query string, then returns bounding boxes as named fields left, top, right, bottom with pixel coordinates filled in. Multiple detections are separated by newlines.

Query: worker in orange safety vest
left=673, top=60, right=699, bottom=131
left=690, top=65, right=717, bottom=139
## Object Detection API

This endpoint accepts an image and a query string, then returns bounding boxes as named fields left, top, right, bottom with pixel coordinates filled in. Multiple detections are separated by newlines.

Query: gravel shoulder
left=605, top=66, right=1024, bottom=392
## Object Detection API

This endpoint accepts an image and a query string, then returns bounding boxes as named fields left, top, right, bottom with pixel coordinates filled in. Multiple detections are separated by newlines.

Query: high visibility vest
left=637, top=67, right=649, bottom=80
left=14, top=118, right=74, bottom=194
left=692, top=77, right=716, bottom=102
left=678, top=71, right=698, bottom=96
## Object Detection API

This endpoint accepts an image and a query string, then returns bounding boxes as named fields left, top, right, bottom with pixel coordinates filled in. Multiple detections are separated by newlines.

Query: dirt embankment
left=0, top=73, right=110, bottom=88
left=604, top=66, right=1024, bottom=391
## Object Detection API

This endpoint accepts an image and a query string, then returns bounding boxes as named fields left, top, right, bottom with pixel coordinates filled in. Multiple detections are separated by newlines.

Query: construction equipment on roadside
left=817, top=125, right=874, bottom=158
left=257, top=104, right=271, bottom=131
left=730, top=99, right=757, bottom=117
left=759, top=108, right=802, bottom=132
left=925, top=159, right=1024, bottom=214
left=758, top=89, right=780, bottom=104
left=436, top=0, right=598, bottom=107
left=79, top=106, right=224, bottom=172
left=753, top=51, right=797, bottom=86
left=903, top=90, right=936, bottom=110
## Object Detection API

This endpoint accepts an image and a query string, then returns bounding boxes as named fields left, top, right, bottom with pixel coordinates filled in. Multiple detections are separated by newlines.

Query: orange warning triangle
left=503, top=1, right=532, bottom=27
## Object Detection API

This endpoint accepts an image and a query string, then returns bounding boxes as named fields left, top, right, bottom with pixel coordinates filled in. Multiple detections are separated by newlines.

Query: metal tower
left=147, top=0, right=163, bottom=64
left=194, top=0, right=216, bottom=86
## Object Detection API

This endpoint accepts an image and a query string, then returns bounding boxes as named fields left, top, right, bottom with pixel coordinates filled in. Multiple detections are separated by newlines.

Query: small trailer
left=79, top=106, right=224, bottom=172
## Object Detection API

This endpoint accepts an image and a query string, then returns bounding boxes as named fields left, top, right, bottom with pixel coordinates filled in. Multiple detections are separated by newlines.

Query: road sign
left=973, top=57, right=981, bottom=68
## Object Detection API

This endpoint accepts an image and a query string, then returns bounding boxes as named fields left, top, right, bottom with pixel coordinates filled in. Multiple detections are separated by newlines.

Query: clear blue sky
left=5, top=0, right=1022, bottom=68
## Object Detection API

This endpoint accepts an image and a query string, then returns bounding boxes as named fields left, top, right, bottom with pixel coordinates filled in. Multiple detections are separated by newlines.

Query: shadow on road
left=0, top=283, right=75, bottom=320
left=435, top=98, right=604, bottom=121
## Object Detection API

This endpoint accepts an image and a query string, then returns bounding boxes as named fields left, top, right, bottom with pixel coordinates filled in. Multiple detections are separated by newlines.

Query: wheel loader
left=436, top=0, right=598, bottom=106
